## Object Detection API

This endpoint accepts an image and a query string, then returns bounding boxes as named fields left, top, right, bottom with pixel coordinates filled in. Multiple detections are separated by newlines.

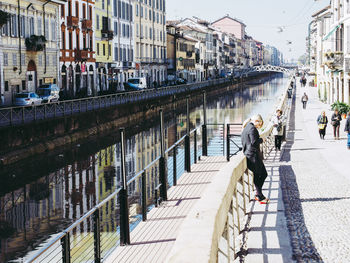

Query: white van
left=125, top=77, right=147, bottom=90
left=37, top=84, right=60, bottom=103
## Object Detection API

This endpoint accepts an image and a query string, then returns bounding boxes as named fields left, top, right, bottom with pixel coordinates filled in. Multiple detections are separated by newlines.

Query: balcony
left=324, top=51, right=344, bottom=70
left=75, top=49, right=90, bottom=61
left=25, top=35, right=46, bottom=51
left=67, top=16, right=79, bottom=28
left=82, top=19, right=92, bottom=31
left=101, top=29, right=114, bottom=40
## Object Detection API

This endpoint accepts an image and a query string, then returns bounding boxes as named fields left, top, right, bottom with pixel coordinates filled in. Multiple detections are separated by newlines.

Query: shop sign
left=44, top=77, right=54, bottom=84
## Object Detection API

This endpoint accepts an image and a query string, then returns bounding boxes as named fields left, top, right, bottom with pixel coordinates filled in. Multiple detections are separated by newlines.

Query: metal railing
left=0, top=78, right=231, bottom=128
left=26, top=119, right=222, bottom=263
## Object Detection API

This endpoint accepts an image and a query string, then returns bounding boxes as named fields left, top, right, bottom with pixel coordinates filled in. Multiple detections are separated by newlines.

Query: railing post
left=226, top=124, right=230, bottom=161
left=93, top=209, right=101, bottom=263
left=159, top=109, right=167, bottom=201
left=142, top=171, right=147, bottom=221
left=202, top=124, right=207, bottom=156
left=173, top=146, right=177, bottom=186
left=22, top=107, right=25, bottom=124
left=119, top=128, right=130, bottom=246
left=10, top=108, right=13, bottom=125
left=194, top=130, right=197, bottom=163
left=185, top=96, right=191, bottom=172
left=61, top=233, right=71, bottom=263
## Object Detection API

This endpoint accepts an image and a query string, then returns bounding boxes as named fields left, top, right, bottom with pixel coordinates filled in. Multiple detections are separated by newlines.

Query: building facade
left=134, top=0, right=167, bottom=88
left=60, top=0, right=96, bottom=98
left=110, top=0, right=135, bottom=91
left=0, top=0, right=61, bottom=106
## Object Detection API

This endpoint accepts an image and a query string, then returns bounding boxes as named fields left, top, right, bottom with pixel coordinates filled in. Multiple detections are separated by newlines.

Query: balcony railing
left=25, top=35, right=46, bottom=51
left=82, top=19, right=92, bottom=31
left=324, top=51, right=344, bottom=70
left=75, top=49, right=90, bottom=61
left=101, top=29, right=114, bottom=40
left=67, top=16, right=79, bottom=28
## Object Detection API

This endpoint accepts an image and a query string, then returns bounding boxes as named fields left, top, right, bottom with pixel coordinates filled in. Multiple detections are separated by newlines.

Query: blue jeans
left=348, top=133, right=350, bottom=147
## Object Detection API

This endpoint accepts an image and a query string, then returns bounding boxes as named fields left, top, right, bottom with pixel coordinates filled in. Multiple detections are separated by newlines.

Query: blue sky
left=166, top=0, right=330, bottom=62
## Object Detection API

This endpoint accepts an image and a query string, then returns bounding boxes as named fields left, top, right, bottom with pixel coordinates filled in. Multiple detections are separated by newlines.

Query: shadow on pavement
left=280, top=93, right=324, bottom=262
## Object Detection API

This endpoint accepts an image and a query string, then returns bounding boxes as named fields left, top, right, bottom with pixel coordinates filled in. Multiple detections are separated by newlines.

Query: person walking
left=272, top=109, right=285, bottom=150
left=317, top=111, right=328, bottom=140
left=301, top=92, right=308, bottom=109
left=344, top=112, right=350, bottom=149
left=331, top=109, right=342, bottom=140
left=241, top=114, right=269, bottom=204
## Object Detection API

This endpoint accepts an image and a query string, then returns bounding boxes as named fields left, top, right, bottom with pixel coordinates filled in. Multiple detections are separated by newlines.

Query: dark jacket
left=241, top=122, right=263, bottom=158
left=345, top=116, right=350, bottom=133
left=331, top=113, right=342, bottom=126
left=241, top=123, right=267, bottom=178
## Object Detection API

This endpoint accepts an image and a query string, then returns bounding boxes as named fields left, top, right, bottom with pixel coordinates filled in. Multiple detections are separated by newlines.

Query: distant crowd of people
left=240, top=73, right=350, bottom=207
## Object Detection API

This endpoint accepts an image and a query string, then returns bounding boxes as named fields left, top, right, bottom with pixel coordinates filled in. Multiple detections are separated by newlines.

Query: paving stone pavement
left=239, top=80, right=350, bottom=263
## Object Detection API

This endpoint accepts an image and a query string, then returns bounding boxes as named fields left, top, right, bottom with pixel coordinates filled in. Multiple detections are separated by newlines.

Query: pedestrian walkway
left=105, top=156, right=227, bottom=263
left=238, top=80, right=350, bottom=263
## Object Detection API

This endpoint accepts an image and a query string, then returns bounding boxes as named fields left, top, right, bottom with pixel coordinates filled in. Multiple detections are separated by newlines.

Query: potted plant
left=331, top=101, right=350, bottom=119
left=0, top=10, right=10, bottom=27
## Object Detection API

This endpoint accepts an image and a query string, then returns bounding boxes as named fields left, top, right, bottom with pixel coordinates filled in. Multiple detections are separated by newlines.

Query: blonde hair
left=243, top=114, right=263, bottom=128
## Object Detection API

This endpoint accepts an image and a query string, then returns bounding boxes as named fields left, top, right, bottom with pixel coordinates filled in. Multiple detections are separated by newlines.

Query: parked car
left=14, top=92, right=42, bottom=106
left=37, top=84, right=60, bottom=103
left=124, top=77, right=147, bottom=91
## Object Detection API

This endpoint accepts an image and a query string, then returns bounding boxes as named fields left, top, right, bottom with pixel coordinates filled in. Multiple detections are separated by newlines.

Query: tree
left=298, top=53, right=308, bottom=66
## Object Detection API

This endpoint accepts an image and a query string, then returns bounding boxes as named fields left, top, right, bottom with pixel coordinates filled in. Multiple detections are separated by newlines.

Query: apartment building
left=60, top=0, right=96, bottom=98
left=0, top=0, right=61, bottom=106
left=134, top=0, right=167, bottom=88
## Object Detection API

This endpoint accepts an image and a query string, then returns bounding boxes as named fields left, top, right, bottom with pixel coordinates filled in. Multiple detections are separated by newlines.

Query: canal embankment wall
left=0, top=73, right=278, bottom=167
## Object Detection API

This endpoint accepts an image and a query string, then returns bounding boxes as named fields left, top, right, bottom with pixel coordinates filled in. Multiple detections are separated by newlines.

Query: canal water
left=0, top=75, right=288, bottom=262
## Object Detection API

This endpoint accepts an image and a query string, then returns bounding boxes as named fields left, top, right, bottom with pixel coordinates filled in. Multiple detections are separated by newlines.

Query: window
left=113, top=0, right=117, bottom=16
left=21, top=54, right=25, bottom=65
left=53, top=54, right=57, bottom=66
left=97, top=43, right=100, bottom=55
left=96, top=15, right=100, bottom=29
left=5, top=81, right=9, bottom=92
left=114, top=21, right=118, bottom=35
left=83, top=4, right=86, bottom=18
left=29, top=17, right=34, bottom=36
left=22, top=80, right=26, bottom=90
left=89, top=6, right=92, bottom=20
left=61, top=4, right=65, bottom=17
left=114, top=45, right=118, bottom=61
left=140, top=6, right=143, bottom=17
left=44, top=19, right=49, bottom=40
left=13, top=53, right=17, bottom=66
left=68, top=0, right=72, bottom=16
left=122, top=2, right=125, bottom=19
left=103, top=44, right=105, bottom=56
left=102, top=0, right=105, bottom=9
left=46, top=55, right=49, bottom=66
left=75, top=2, right=79, bottom=16
left=122, top=24, right=126, bottom=37
left=126, top=3, right=129, bottom=20
left=149, top=28, right=152, bottom=40
left=109, top=44, right=111, bottom=56
left=130, top=5, right=133, bottom=21
left=136, top=23, right=139, bottom=36
left=127, top=24, right=129, bottom=38
left=69, top=32, right=72, bottom=49
left=119, top=47, right=122, bottom=60
left=149, top=10, right=151, bottom=20
left=118, top=0, right=121, bottom=18
left=37, top=17, right=42, bottom=35
left=136, top=4, right=139, bottom=16
left=51, top=20, right=56, bottom=41
left=11, top=15, right=17, bottom=37
left=20, top=16, right=25, bottom=38
left=3, top=53, right=8, bottom=66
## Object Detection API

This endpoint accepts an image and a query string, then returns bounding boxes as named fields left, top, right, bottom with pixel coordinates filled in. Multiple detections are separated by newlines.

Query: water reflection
left=0, top=75, right=287, bottom=262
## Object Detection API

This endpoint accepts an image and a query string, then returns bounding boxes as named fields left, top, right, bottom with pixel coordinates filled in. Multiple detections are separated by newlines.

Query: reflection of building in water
left=0, top=173, right=65, bottom=262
